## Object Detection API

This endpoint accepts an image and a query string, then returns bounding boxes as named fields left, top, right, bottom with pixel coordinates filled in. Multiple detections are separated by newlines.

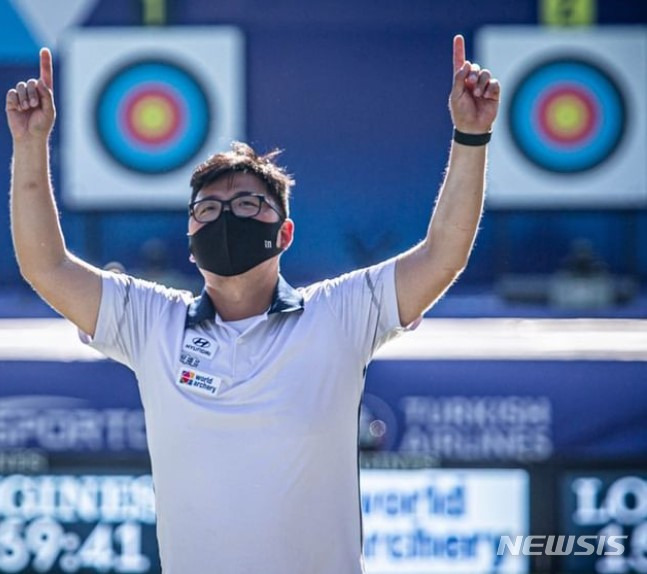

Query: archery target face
left=95, top=60, right=211, bottom=174
left=62, top=28, right=244, bottom=208
left=477, top=27, right=646, bottom=208
left=508, top=58, right=625, bottom=174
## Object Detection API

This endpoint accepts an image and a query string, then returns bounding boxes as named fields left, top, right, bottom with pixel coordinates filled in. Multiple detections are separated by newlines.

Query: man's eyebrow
left=194, top=190, right=271, bottom=202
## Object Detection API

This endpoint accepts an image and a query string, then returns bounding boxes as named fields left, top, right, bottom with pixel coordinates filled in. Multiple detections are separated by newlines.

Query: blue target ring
left=95, top=60, right=211, bottom=174
left=509, top=58, right=626, bottom=173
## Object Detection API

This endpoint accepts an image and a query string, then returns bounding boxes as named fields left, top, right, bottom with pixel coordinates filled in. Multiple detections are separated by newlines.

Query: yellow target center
left=547, top=95, right=589, bottom=136
left=132, top=96, right=174, bottom=137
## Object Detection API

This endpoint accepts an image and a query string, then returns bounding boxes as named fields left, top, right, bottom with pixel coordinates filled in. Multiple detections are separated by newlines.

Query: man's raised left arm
left=395, top=34, right=500, bottom=326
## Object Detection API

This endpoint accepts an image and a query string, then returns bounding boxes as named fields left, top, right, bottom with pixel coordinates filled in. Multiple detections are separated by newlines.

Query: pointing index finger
left=39, top=48, right=53, bottom=90
left=453, top=34, right=465, bottom=74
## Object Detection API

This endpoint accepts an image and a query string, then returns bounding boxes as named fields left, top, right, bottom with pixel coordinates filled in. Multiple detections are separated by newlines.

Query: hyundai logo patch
left=183, top=333, right=217, bottom=359
left=192, top=337, right=211, bottom=349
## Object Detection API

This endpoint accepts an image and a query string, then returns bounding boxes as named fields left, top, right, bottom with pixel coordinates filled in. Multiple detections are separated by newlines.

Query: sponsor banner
left=61, top=27, right=244, bottom=208
left=361, top=469, right=529, bottom=573
left=1, top=357, right=645, bottom=460
left=362, top=360, right=647, bottom=462
left=476, top=27, right=647, bottom=208
left=0, top=361, right=145, bottom=453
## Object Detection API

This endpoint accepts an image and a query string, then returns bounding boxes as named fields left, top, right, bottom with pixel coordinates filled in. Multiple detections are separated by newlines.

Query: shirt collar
left=185, top=275, right=304, bottom=328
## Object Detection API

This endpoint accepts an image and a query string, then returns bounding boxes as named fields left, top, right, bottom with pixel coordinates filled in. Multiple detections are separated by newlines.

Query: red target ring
left=536, top=84, right=597, bottom=146
left=121, top=85, right=185, bottom=147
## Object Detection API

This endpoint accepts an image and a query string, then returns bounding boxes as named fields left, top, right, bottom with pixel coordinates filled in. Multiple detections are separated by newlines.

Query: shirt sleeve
left=322, top=258, right=417, bottom=364
left=82, top=272, right=183, bottom=371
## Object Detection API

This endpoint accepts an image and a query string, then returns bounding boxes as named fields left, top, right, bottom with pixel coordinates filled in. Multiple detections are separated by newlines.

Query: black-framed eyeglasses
left=189, top=192, right=283, bottom=224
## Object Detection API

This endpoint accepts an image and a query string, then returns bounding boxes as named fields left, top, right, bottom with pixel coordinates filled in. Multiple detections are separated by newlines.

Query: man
left=7, top=35, right=499, bottom=573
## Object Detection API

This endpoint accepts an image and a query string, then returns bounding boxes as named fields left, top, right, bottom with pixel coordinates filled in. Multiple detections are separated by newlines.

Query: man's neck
left=203, top=263, right=278, bottom=322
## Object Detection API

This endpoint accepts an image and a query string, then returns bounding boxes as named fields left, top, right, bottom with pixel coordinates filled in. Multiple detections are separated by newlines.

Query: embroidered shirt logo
left=176, top=368, right=221, bottom=398
left=180, top=353, right=200, bottom=368
left=183, top=333, right=217, bottom=359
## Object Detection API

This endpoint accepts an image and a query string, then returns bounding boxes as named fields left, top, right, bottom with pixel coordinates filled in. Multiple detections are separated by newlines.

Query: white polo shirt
left=87, top=259, right=405, bottom=573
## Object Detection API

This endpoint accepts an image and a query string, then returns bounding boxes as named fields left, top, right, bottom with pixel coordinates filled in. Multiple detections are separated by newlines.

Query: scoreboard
left=561, top=471, right=647, bottom=574
left=0, top=459, right=158, bottom=574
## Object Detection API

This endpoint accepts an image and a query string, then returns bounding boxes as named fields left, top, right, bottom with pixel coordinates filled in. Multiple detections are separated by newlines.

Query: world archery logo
left=94, top=59, right=211, bottom=174
left=508, top=57, right=626, bottom=174
left=176, top=368, right=221, bottom=397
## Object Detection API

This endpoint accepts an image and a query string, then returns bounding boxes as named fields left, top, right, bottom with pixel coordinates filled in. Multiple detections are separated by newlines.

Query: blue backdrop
left=0, top=0, right=645, bottom=290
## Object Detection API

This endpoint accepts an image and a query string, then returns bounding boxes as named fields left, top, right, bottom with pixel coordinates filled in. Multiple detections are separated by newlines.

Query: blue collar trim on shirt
left=185, top=275, right=304, bottom=328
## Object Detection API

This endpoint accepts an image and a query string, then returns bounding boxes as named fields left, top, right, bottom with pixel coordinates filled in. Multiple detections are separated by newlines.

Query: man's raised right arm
left=7, top=48, right=102, bottom=337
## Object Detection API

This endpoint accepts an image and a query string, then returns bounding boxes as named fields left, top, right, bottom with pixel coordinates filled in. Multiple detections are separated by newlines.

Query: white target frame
left=476, top=26, right=646, bottom=209
left=61, top=27, right=245, bottom=209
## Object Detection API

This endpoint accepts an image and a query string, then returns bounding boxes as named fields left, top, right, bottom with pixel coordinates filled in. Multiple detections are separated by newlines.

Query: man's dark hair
left=190, top=142, right=294, bottom=217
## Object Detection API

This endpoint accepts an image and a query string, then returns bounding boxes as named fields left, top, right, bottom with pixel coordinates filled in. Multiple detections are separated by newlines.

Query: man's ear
left=277, top=218, right=294, bottom=250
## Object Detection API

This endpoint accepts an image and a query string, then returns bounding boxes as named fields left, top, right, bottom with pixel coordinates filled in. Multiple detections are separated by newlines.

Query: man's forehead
left=197, top=172, right=268, bottom=199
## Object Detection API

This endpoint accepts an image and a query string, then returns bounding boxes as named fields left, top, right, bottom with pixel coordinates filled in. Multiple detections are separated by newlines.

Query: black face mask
left=189, top=211, right=285, bottom=276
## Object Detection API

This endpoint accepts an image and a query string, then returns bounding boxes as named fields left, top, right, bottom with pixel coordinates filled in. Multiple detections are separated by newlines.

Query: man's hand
left=6, top=48, right=56, bottom=141
left=450, top=34, right=500, bottom=134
